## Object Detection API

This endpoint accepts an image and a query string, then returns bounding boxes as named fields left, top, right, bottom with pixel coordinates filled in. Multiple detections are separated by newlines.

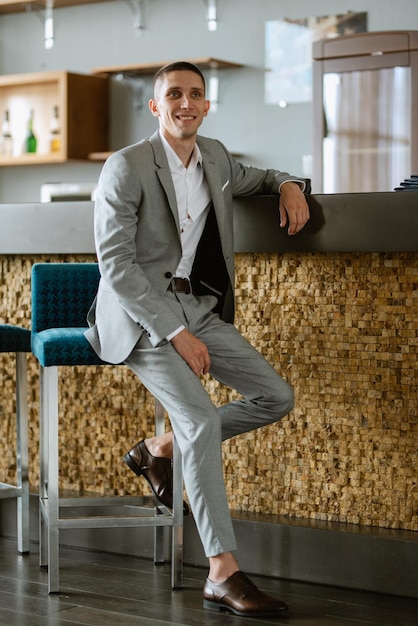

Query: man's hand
left=279, top=181, right=310, bottom=235
left=171, top=328, right=211, bottom=376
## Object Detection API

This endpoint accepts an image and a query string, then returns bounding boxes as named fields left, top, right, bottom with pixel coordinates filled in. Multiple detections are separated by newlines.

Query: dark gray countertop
left=233, top=191, right=418, bottom=253
left=0, top=192, right=416, bottom=254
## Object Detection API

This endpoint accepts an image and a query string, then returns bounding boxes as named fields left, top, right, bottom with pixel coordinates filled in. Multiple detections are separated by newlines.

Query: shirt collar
left=159, top=130, right=202, bottom=172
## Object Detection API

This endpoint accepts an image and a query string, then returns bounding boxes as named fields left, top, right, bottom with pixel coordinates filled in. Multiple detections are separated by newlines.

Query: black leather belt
left=167, top=277, right=192, bottom=294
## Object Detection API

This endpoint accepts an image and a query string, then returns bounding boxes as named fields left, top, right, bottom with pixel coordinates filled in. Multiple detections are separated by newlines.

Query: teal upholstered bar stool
left=0, top=324, right=31, bottom=554
left=31, top=262, right=183, bottom=594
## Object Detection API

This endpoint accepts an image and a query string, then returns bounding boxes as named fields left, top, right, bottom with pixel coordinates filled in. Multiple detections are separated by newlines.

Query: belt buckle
left=172, top=276, right=191, bottom=294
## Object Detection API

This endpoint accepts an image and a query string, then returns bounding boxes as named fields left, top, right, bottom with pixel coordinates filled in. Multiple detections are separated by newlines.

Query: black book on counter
left=394, top=174, right=418, bottom=191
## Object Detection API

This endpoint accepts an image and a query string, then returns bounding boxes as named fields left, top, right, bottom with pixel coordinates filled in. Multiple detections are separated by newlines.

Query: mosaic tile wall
left=0, top=252, right=417, bottom=531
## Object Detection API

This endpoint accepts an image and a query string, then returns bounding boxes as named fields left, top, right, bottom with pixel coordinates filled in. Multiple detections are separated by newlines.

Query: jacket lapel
left=149, top=131, right=181, bottom=234
left=199, top=141, right=226, bottom=241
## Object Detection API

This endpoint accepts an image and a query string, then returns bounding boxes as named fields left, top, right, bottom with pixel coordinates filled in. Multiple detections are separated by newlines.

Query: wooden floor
left=0, top=536, right=417, bottom=626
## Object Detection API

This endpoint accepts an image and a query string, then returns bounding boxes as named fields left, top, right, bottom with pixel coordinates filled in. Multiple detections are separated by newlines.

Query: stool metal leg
left=153, top=397, right=184, bottom=588
left=39, top=365, right=60, bottom=593
left=16, top=352, right=29, bottom=554
left=171, top=434, right=183, bottom=589
left=154, top=398, right=165, bottom=439
left=39, top=365, right=48, bottom=570
left=154, top=398, right=166, bottom=565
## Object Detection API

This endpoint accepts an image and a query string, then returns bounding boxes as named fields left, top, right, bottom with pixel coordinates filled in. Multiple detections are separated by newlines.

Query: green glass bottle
left=25, top=109, right=37, bottom=153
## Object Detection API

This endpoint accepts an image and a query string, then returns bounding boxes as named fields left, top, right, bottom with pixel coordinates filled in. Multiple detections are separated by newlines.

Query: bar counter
left=0, top=192, right=417, bottom=540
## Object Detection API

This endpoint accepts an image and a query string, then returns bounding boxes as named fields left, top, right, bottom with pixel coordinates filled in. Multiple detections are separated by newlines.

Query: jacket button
left=165, top=271, right=172, bottom=278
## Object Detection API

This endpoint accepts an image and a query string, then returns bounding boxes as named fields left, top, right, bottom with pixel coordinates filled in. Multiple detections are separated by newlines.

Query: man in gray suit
left=86, top=61, right=310, bottom=617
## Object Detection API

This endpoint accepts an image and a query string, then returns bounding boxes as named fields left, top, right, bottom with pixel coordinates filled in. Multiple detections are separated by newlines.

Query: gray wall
left=0, top=0, right=417, bottom=202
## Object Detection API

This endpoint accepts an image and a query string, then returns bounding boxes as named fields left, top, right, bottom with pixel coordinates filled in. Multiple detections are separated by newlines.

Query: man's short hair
left=154, top=61, right=206, bottom=92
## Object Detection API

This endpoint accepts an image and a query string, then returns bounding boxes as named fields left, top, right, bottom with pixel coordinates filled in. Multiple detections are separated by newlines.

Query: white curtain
left=323, top=67, right=411, bottom=193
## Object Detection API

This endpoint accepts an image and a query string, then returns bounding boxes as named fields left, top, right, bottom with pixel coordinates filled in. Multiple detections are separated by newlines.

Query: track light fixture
left=205, top=0, right=218, bottom=31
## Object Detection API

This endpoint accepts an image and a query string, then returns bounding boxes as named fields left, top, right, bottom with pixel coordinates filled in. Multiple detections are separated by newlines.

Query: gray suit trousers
left=124, top=291, right=294, bottom=558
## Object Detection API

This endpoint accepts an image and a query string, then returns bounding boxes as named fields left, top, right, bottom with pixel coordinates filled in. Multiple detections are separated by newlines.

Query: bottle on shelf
left=25, top=109, right=37, bottom=153
left=0, top=109, right=13, bottom=157
left=49, top=105, right=61, bottom=153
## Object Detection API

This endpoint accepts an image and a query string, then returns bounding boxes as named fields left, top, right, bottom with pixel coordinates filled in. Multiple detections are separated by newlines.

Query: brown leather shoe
left=123, top=440, right=189, bottom=515
left=203, top=571, right=288, bottom=617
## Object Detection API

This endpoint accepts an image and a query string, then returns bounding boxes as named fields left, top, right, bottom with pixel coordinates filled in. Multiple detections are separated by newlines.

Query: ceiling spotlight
left=206, top=0, right=218, bottom=32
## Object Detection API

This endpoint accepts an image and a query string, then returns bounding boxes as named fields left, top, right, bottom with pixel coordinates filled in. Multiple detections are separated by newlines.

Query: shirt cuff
left=278, top=179, right=306, bottom=193
left=166, top=325, right=186, bottom=341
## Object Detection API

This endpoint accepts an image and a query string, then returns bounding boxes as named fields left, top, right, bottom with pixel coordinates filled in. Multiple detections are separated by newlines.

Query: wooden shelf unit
left=0, top=0, right=113, bottom=14
left=0, top=70, right=109, bottom=166
left=91, top=57, right=243, bottom=77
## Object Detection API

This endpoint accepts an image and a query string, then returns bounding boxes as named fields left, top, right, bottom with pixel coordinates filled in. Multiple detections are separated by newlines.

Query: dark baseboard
left=1, top=493, right=417, bottom=598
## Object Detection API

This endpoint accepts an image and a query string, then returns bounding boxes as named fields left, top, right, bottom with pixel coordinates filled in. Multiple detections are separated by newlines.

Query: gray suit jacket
left=85, top=130, right=306, bottom=364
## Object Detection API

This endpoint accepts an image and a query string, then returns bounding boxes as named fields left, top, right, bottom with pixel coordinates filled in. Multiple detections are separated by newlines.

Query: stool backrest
left=31, top=263, right=100, bottom=332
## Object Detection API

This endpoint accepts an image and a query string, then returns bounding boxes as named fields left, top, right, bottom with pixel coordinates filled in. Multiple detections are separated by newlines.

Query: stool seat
left=0, top=324, right=31, bottom=353
left=32, top=328, right=105, bottom=367
left=0, top=324, right=31, bottom=554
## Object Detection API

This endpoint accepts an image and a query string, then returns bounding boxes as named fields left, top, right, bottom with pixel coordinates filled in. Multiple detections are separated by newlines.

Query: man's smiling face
left=149, top=70, right=210, bottom=143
